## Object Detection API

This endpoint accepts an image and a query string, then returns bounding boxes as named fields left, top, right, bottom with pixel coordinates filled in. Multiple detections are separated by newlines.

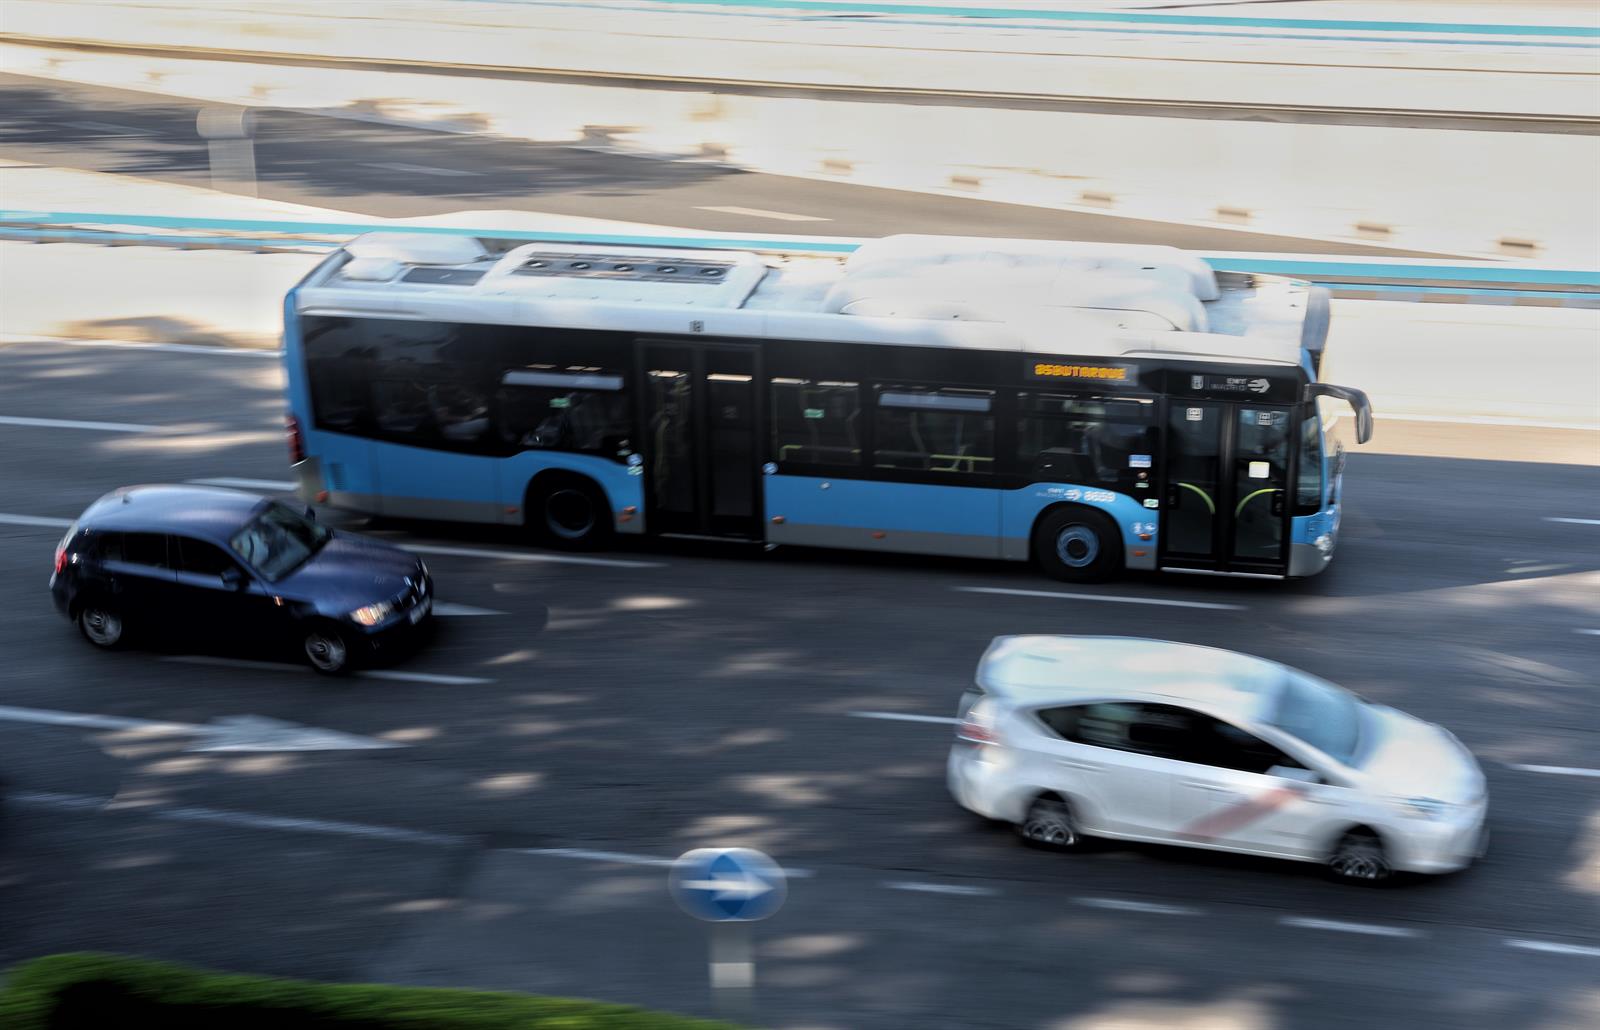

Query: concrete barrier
left=3, top=1, right=1598, bottom=262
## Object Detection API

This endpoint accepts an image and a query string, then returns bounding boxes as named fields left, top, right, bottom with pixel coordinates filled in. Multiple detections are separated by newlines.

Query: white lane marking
left=432, top=602, right=509, bottom=617
left=1575, top=629, right=1600, bottom=636
left=1281, top=917, right=1420, bottom=938
left=186, top=477, right=296, bottom=491
left=162, top=655, right=493, bottom=686
left=365, top=161, right=480, bottom=177
left=1546, top=517, right=1600, bottom=526
left=695, top=205, right=831, bottom=222
left=0, top=702, right=402, bottom=754
left=0, top=703, right=183, bottom=734
left=848, top=711, right=959, bottom=725
left=0, top=513, right=73, bottom=528
left=518, top=847, right=814, bottom=878
left=0, top=414, right=163, bottom=433
left=360, top=669, right=493, bottom=685
left=1508, top=764, right=1600, bottom=778
left=1077, top=897, right=1198, bottom=916
left=885, top=881, right=997, bottom=897
left=956, top=586, right=1247, bottom=611
left=401, top=543, right=664, bottom=569
left=1506, top=938, right=1600, bottom=959
left=0, top=333, right=280, bottom=356
left=1377, top=413, right=1600, bottom=432
left=13, top=790, right=464, bottom=846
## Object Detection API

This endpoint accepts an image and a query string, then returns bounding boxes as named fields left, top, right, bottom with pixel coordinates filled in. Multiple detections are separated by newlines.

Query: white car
left=947, top=636, right=1488, bottom=884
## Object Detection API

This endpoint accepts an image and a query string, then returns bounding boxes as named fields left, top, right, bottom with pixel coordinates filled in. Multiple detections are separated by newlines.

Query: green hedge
left=0, top=953, right=737, bottom=1030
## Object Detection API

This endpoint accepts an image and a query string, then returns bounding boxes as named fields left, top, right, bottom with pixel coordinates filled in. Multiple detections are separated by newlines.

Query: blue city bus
left=282, top=233, right=1371, bottom=581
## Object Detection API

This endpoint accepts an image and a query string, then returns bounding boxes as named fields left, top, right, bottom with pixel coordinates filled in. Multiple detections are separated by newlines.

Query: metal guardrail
left=3, top=210, right=1597, bottom=305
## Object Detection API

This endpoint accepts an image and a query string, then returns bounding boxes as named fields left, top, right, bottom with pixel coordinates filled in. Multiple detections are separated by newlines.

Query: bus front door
left=1160, top=402, right=1292, bottom=576
left=639, top=341, right=763, bottom=540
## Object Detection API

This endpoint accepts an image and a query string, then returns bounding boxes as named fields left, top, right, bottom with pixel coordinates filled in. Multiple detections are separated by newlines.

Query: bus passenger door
left=1159, top=402, right=1292, bottom=576
left=639, top=341, right=763, bottom=540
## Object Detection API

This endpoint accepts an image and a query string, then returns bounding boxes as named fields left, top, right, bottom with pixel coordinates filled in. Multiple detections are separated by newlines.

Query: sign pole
left=709, top=921, right=754, bottom=1024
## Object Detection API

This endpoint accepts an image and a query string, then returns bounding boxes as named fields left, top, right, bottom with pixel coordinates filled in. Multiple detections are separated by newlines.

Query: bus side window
left=1017, top=393, right=1156, bottom=493
left=1296, top=409, right=1324, bottom=513
left=873, top=386, right=994, bottom=475
left=770, top=378, right=861, bottom=467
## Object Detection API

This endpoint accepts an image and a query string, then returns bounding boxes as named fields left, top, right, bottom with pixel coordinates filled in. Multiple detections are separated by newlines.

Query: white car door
left=1029, top=702, right=1178, bottom=840
left=1165, top=711, right=1329, bottom=859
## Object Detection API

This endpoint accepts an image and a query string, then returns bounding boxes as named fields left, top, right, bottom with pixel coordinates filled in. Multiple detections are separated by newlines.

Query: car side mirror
left=221, top=567, right=248, bottom=591
left=303, top=505, right=316, bottom=522
left=1269, top=765, right=1319, bottom=784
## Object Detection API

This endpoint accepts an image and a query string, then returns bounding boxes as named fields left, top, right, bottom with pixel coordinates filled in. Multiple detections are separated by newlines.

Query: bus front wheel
left=527, top=475, right=612, bottom=551
left=1033, top=507, right=1120, bottom=583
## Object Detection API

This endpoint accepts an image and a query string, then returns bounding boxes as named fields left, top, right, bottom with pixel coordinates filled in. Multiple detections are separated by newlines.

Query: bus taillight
left=286, top=413, right=305, bottom=464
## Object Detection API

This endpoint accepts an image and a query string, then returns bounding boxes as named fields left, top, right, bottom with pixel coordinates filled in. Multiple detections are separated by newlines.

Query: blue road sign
left=669, top=848, right=787, bottom=922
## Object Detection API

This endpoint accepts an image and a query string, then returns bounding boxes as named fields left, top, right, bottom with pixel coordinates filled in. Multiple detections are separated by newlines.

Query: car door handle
left=1055, top=758, right=1102, bottom=771
left=1182, top=781, right=1240, bottom=795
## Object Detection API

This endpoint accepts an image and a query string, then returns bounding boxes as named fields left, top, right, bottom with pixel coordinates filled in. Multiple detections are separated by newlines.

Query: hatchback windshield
left=229, top=503, right=332, bottom=581
left=1267, top=672, right=1363, bottom=766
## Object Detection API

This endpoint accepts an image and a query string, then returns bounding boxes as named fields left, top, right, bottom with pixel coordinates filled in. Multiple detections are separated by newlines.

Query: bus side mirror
left=1305, top=384, right=1373, bottom=444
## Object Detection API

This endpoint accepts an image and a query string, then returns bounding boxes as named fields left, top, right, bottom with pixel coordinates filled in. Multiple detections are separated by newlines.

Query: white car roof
left=975, top=636, right=1285, bottom=723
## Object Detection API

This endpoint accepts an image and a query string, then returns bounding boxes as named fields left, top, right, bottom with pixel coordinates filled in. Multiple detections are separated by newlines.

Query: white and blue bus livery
left=282, top=232, right=1371, bottom=581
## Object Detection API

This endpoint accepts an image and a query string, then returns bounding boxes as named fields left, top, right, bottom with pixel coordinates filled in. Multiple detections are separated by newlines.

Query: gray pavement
left=0, top=337, right=1597, bottom=1028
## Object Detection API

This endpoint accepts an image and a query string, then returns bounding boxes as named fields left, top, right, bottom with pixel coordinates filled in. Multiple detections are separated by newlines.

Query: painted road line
left=359, top=669, right=494, bottom=685
left=956, top=586, right=1247, bottom=611
left=885, top=881, right=997, bottom=897
left=1506, top=939, right=1600, bottom=959
left=162, top=655, right=494, bottom=686
left=0, top=513, right=73, bottom=528
left=432, top=602, right=509, bottom=617
left=1508, top=764, right=1600, bottom=778
left=696, top=205, right=831, bottom=222
left=0, top=333, right=282, bottom=357
left=365, top=161, right=481, bottom=177
left=848, top=711, right=959, bottom=725
left=1077, top=897, right=1198, bottom=916
left=0, top=703, right=402, bottom=752
left=1576, top=629, right=1600, bottom=636
left=0, top=414, right=164, bottom=433
left=1281, top=917, right=1421, bottom=938
left=401, top=542, right=665, bottom=569
left=1546, top=517, right=1600, bottom=526
left=187, top=477, right=297, bottom=491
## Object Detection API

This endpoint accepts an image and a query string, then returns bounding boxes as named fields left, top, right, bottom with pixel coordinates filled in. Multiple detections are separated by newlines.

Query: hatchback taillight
left=956, top=714, right=1002, bottom=746
left=54, top=544, right=68, bottom=575
left=286, top=412, right=305, bottom=464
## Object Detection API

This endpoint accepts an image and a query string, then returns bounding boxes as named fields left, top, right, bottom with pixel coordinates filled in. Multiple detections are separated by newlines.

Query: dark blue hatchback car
left=50, top=485, right=433, bottom=674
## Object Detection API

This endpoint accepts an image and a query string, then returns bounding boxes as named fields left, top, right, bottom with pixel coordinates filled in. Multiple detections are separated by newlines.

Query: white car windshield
left=1267, top=672, right=1363, bottom=766
left=229, top=503, right=332, bottom=581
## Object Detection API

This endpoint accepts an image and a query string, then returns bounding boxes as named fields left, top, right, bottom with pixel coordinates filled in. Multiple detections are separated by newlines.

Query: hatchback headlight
left=349, top=601, right=395, bottom=626
left=1393, top=796, right=1454, bottom=821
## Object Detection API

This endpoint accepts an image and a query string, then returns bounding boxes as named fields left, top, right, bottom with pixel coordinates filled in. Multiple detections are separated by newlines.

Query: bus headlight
left=349, top=601, right=395, bottom=626
left=1314, top=533, right=1334, bottom=557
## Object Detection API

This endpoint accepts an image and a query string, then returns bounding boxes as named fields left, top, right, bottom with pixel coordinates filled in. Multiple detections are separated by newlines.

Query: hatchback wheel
left=1019, top=797, right=1082, bottom=850
left=1327, top=830, right=1392, bottom=885
left=304, top=626, right=351, bottom=675
left=77, top=604, right=124, bottom=649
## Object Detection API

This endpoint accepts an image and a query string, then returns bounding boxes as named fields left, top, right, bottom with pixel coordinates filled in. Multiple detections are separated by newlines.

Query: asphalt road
left=0, top=72, right=1447, bottom=256
left=0, top=337, right=1596, bottom=1029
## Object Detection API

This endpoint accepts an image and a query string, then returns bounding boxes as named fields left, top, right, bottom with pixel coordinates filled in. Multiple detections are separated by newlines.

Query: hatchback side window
left=1066, top=702, right=1143, bottom=753
left=1035, top=706, right=1080, bottom=740
left=174, top=537, right=239, bottom=580
left=1180, top=712, right=1302, bottom=776
left=102, top=532, right=171, bottom=568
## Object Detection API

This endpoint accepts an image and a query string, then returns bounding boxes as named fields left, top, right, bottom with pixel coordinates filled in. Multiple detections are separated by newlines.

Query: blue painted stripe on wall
left=7, top=211, right=1596, bottom=291
left=641, top=0, right=1600, bottom=38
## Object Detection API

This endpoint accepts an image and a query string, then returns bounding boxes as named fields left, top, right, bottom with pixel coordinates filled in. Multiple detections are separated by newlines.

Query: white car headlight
left=349, top=601, right=395, bottom=626
left=1392, top=796, right=1454, bottom=821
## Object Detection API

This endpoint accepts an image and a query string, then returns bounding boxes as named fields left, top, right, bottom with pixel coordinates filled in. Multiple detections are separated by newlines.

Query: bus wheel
left=1033, top=506, right=1120, bottom=583
left=528, top=475, right=611, bottom=550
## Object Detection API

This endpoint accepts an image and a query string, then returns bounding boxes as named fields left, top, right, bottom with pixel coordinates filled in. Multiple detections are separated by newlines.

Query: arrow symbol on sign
left=679, top=871, right=775, bottom=901
left=0, top=704, right=403, bottom=753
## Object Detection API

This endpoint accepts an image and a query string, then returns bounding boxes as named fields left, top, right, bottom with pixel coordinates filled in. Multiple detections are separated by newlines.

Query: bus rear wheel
left=1033, top=506, right=1120, bottom=583
left=527, top=475, right=611, bottom=551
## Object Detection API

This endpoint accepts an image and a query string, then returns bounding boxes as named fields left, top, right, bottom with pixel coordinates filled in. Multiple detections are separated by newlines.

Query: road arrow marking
left=0, top=704, right=401, bottom=753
